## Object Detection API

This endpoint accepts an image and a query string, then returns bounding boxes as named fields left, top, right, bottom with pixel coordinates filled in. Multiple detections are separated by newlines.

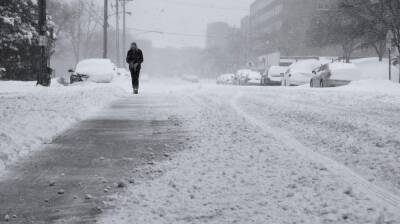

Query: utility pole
left=103, top=0, right=108, bottom=58
left=389, top=47, right=392, bottom=81
left=116, top=0, right=120, bottom=67
left=77, top=0, right=82, bottom=62
left=122, top=0, right=127, bottom=68
left=37, top=0, right=50, bottom=86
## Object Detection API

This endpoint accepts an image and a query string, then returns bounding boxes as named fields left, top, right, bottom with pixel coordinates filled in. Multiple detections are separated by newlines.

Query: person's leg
left=132, top=69, right=139, bottom=94
left=135, top=68, right=141, bottom=90
left=130, top=69, right=135, bottom=92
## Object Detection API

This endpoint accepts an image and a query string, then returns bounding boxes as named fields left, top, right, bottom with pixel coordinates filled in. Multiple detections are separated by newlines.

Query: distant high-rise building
left=206, top=22, right=231, bottom=49
left=247, top=0, right=339, bottom=57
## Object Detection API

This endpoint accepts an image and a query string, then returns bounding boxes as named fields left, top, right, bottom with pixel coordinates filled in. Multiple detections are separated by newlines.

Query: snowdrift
left=0, top=80, right=124, bottom=174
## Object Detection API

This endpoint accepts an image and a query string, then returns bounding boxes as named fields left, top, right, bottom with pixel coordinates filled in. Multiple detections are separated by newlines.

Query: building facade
left=206, top=22, right=231, bottom=49
left=246, top=0, right=339, bottom=59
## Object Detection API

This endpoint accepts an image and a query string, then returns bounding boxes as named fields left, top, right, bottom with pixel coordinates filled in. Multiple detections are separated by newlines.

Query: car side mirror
left=312, top=71, right=316, bottom=75
left=68, top=69, right=74, bottom=73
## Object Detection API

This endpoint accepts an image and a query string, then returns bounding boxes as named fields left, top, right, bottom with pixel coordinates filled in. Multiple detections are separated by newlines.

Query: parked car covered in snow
left=181, top=74, right=200, bottom=83
left=261, top=66, right=287, bottom=86
left=235, top=69, right=261, bottom=86
left=282, top=59, right=322, bottom=86
left=71, top=58, right=116, bottom=83
left=217, top=74, right=235, bottom=85
left=310, top=62, right=363, bottom=88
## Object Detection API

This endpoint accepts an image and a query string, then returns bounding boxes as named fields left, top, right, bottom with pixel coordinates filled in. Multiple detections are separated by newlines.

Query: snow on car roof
left=77, top=58, right=113, bottom=65
left=328, top=62, right=363, bottom=81
left=268, top=66, right=288, bottom=77
left=289, top=59, right=322, bottom=74
left=75, top=58, right=116, bottom=83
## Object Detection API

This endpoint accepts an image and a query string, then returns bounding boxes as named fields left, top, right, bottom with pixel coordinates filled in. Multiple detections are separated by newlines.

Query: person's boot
left=134, top=88, right=139, bottom=94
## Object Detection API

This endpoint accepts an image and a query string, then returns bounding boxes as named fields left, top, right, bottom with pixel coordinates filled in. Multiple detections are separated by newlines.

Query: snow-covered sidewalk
left=99, top=80, right=400, bottom=224
left=0, top=80, right=125, bottom=172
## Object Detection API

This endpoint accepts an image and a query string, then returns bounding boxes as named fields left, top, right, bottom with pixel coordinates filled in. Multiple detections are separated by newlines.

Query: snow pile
left=99, top=84, right=400, bottom=223
left=352, top=58, right=400, bottom=81
left=342, top=79, right=400, bottom=93
left=75, top=59, right=116, bottom=83
left=0, top=80, right=125, bottom=173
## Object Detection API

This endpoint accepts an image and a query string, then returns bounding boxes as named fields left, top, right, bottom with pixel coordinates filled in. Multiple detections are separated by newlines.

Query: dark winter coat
left=126, top=49, right=144, bottom=68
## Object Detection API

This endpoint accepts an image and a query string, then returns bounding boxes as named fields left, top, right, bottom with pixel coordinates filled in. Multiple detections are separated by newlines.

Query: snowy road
left=1, top=79, right=400, bottom=223
left=100, top=81, right=400, bottom=224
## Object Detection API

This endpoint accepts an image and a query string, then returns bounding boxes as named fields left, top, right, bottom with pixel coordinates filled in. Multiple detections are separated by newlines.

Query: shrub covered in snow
left=0, top=67, right=6, bottom=78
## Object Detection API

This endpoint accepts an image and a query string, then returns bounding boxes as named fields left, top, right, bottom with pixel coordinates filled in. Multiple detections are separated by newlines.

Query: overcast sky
left=117, top=0, right=253, bottom=48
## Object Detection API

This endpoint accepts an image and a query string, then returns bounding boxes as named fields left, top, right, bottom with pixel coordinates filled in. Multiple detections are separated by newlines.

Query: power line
left=127, top=27, right=209, bottom=38
left=142, top=0, right=249, bottom=12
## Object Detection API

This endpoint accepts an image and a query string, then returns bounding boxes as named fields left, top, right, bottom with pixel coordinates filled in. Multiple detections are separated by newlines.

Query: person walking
left=126, top=42, right=144, bottom=94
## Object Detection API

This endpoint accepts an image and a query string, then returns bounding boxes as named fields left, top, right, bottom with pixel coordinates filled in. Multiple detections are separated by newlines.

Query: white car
left=311, top=62, right=363, bottom=88
left=247, top=70, right=262, bottom=85
left=181, top=74, right=200, bottom=83
left=262, top=66, right=287, bottom=86
left=74, top=58, right=116, bottom=83
left=282, top=59, right=322, bottom=86
left=235, top=69, right=261, bottom=85
left=217, top=74, right=235, bottom=85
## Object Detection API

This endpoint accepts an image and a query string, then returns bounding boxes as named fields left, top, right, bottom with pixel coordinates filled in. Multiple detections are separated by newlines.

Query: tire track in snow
left=230, top=91, right=400, bottom=213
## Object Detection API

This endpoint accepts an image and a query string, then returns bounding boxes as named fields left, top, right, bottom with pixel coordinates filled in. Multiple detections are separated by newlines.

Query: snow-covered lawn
left=100, top=80, right=400, bottom=224
left=0, top=80, right=125, bottom=172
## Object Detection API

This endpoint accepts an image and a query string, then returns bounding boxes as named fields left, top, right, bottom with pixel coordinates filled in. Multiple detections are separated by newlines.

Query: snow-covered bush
left=0, top=67, right=6, bottom=78
left=0, top=0, right=56, bottom=80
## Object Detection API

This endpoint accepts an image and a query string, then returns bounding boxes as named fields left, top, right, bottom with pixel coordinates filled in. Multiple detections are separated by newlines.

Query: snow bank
left=99, top=83, right=400, bottom=223
left=341, top=79, right=400, bottom=93
left=0, top=80, right=125, bottom=174
left=352, top=57, right=400, bottom=81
